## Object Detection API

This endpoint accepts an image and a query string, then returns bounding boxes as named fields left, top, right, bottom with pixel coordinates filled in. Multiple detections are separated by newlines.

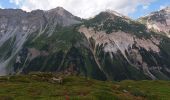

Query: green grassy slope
left=0, top=73, right=169, bottom=100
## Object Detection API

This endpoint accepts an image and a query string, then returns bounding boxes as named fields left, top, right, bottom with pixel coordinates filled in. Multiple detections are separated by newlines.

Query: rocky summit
left=0, top=7, right=170, bottom=81
left=139, top=7, right=170, bottom=38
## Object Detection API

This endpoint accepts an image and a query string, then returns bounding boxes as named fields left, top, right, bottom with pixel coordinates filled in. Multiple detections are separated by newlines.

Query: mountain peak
left=50, top=7, right=66, bottom=12
left=48, top=7, right=72, bottom=16
left=101, top=9, right=130, bottom=19
left=164, top=6, right=170, bottom=12
left=139, top=6, right=170, bottom=38
left=105, top=10, right=124, bottom=17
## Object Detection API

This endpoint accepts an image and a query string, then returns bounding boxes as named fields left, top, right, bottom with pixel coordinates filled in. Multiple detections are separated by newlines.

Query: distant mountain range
left=0, top=6, right=170, bottom=81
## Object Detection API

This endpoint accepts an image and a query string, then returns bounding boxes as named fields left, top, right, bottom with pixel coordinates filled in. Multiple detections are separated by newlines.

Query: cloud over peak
left=10, top=0, right=154, bottom=18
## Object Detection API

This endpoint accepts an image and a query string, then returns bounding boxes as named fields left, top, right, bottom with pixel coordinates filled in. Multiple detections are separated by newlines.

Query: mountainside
left=139, top=7, right=170, bottom=37
left=0, top=7, right=170, bottom=81
left=79, top=11, right=170, bottom=80
left=0, top=7, right=82, bottom=75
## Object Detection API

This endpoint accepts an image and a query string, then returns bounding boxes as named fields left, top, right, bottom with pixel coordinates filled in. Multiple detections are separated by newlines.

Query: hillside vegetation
left=0, top=73, right=170, bottom=100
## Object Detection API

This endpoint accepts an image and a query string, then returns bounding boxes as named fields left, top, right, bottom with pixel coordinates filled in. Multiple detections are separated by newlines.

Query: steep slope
left=79, top=11, right=170, bottom=80
left=14, top=26, right=107, bottom=80
left=0, top=7, right=82, bottom=75
left=0, top=8, right=170, bottom=81
left=139, top=7, right=170, bottom=37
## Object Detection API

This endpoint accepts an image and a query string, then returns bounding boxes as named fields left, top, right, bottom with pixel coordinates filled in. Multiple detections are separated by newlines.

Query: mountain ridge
left=138, top=6, right=170, bottom=38
left=0, top=7, right=170, bottom=81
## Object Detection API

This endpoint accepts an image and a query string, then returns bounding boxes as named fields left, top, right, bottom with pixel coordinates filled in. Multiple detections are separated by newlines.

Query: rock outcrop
left=139, top=7, right=170, bottom=38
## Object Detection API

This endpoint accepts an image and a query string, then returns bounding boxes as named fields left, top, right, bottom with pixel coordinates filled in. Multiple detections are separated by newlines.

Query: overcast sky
left=0, top=0, right=170, bottom=19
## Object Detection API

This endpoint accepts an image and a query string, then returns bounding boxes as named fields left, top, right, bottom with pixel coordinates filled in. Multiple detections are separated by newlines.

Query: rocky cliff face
left=79, top=11, right=170, bottom=80
left=0, top=7, right=170, bottom=81
left=0, top=7, right=81, bottom=75
left=139, top=7, right=170, bottom=38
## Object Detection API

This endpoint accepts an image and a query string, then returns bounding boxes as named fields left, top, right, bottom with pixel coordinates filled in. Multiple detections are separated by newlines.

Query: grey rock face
left=0, top=7, right=82, bottom=75
left=139, top=7, right=170, bottom=37
left=45, top=7, right=81, bottom=26
left=79, top=11, right=170, bottom=80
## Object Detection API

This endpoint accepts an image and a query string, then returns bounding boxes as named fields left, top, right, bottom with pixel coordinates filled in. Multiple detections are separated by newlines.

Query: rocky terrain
left=139, top=7, right=170, bottom=37
left=0, top=7, right=170, bottom=81
left=0, top=7, right=81, bottom=75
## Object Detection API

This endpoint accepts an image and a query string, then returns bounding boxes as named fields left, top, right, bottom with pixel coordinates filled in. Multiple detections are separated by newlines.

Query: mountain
left=139, top=7, right=170, bottom=38
left=0, top=7, right=82, bottom=75
left=79, top=11, right=170, bottom=80
left=0, top=7, right=170, bottom=81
